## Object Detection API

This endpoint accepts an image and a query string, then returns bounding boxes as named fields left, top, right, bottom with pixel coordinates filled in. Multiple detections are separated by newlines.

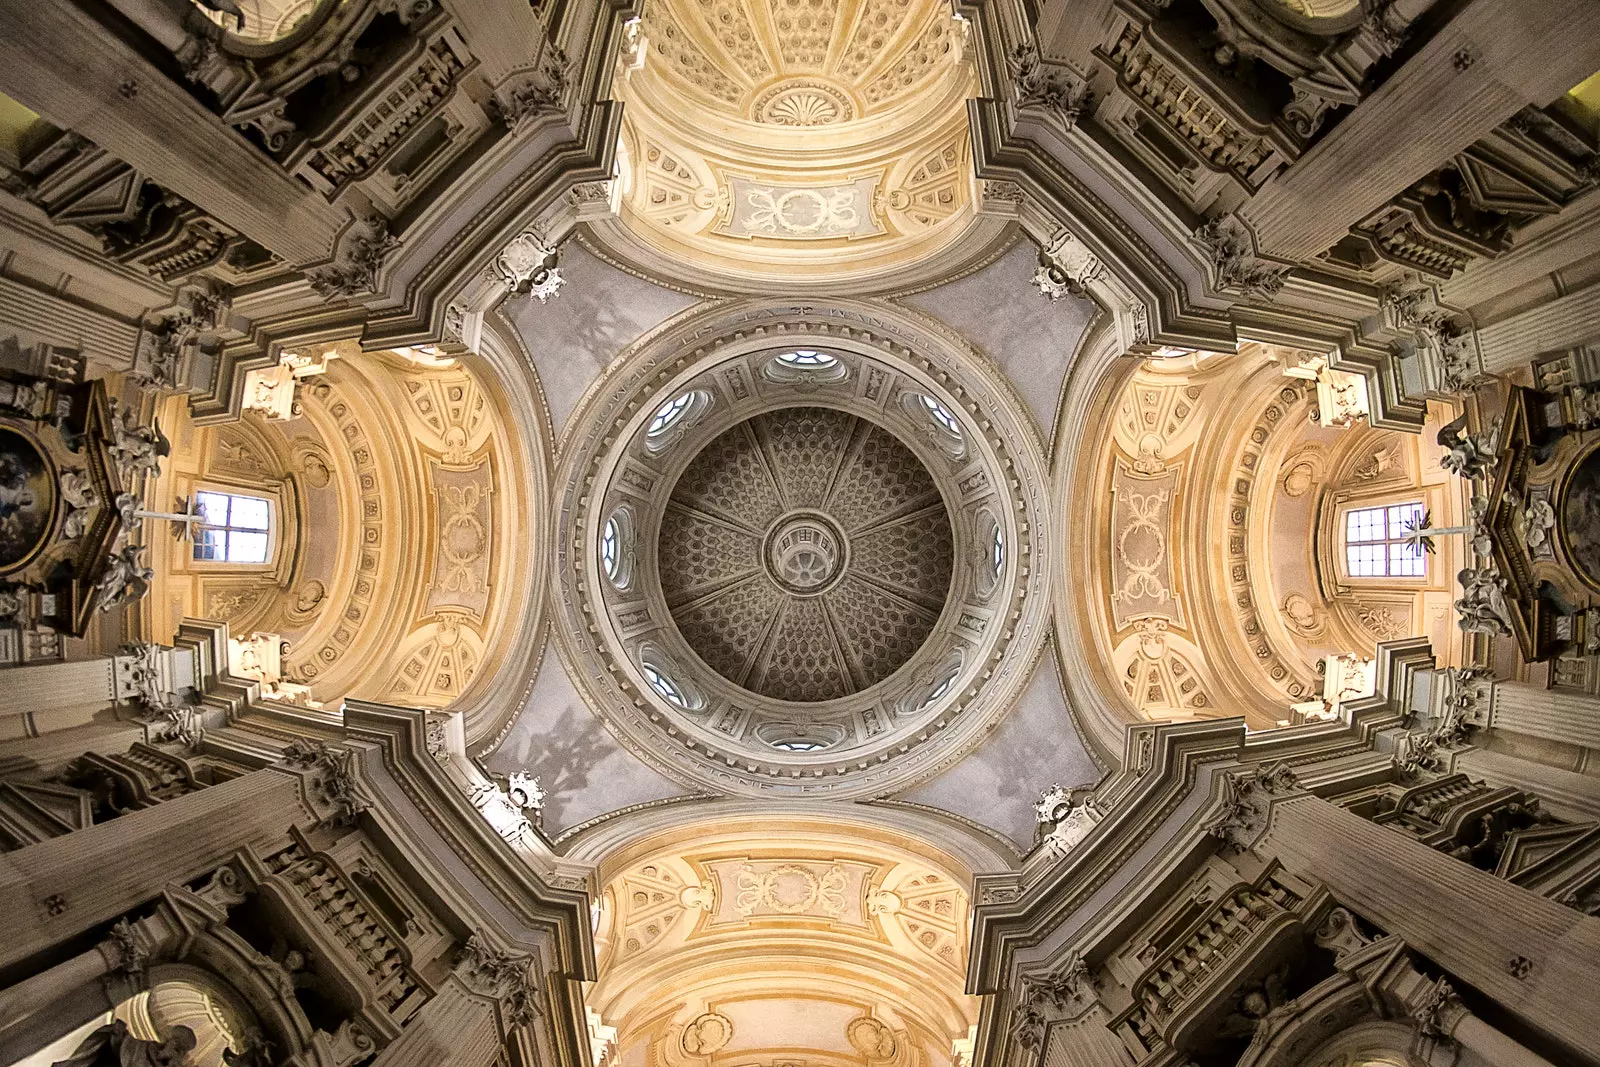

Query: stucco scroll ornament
left=489, top=231, right=564, bottom=302
left=679, top=1012, right=733, bottom=1056
left=1201, top=761, right=1300, bottom=852
left=1009, top=42, right=1093, bottom=130
left=458, top=930, right=543, bottom=1027
left=305, top=215, right=400, bottom=300
left=1035, top=783, right=1103, bottom=855
left=1437, top=413, right=1501, bottom=481
left=281, top=739, right=371, bottom=826
left=1032, top=230, right=1104, bottom=301
left=53, top=1020, right=196, bottom=1067
left=1011, top=953, right=1095, bottom=1051
left=1193, top=215, right=1288, bottom=301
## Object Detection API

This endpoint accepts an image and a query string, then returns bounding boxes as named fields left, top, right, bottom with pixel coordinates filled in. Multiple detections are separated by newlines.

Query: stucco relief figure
left=1437, top=413, right=1501, bottom=480
left=108, top=402, right=171, bottom=487
left=97, top=535, right=154, bottom=612
left=1454, top=565, right=1514, bottom=636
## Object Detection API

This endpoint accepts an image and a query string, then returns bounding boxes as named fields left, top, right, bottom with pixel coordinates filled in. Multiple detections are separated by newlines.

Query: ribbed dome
left=658, top=406, right=953, bottom=702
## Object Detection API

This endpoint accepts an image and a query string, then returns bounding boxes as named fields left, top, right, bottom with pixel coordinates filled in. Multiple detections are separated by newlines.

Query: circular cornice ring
left=551, top=299, right=1052, bottom=798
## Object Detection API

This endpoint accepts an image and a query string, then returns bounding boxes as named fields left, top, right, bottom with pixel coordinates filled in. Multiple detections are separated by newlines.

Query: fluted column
left=1254, top=791, right=1600, bottom=1060
left=0, top=657, right=125, bottom=740
left=1452, top=747, right=1600, bottom=823
left=1474, top=283, right=1600, bottom=373
left=369, top=979, right=502, bottom=1067
left=0, top=767, right=313, bottom=969
left=1240, top=0, right=1600, bottom=262
left=1488, top=681, right=1600, bottom=749
left=1040, top=1008, right=1134, bottom=1067
left=0, top=0, right=343, bottom=266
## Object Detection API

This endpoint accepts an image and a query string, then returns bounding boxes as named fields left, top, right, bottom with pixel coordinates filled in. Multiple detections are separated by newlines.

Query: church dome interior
left=2, top=1, right=1600, bottom=1067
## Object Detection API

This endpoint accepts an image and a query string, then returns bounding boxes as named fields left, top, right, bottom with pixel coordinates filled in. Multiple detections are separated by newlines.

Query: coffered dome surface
left=661, top=407, right=954, bottom=703
left=551, top=300, right=1052, bottom=799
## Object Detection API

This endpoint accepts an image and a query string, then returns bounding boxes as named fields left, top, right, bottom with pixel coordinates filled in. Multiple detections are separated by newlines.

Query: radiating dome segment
left=659, top=407, right=954, bottom=703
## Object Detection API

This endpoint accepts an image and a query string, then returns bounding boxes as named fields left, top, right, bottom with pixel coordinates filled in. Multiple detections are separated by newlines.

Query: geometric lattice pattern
left=661, top=406, right=953, bottom=702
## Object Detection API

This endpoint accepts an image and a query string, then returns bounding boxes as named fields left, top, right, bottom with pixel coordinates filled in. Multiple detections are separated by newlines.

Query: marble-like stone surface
left=506, top=242, right=699, bottom=438
left=899, top=242, right=1095, bottom=441
left=486, top=642, right=689, bottom=835
left=898, top=646, right=1100, bottom=848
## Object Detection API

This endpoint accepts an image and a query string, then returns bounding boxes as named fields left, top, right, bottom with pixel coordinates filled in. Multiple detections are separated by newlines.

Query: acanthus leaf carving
left=305, top=215, right=399, bottom=300
left=1009, top=42, right=1093, bottom=130
left=1194, top=215, right=1288, bottom=301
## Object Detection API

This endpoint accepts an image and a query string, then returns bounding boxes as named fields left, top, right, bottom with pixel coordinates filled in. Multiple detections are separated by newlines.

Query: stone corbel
left=304, top=215, right=400, bottom=300
left=1194, top=215, right=1289, bottom=301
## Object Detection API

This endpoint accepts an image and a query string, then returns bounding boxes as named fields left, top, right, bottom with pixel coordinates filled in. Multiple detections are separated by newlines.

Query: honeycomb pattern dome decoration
left=552, top=300, right=1053, bottom=799
left=660, top=408, right=954, bottom=703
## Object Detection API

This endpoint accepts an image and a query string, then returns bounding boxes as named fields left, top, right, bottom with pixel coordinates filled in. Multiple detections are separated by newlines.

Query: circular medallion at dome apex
left=660, top=407, right=954, bottom=702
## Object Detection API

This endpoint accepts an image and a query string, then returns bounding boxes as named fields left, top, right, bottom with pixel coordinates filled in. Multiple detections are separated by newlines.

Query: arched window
left=991, top=521, right=1005, bottom=575
left=600, top=517, right=621, bottom=580
left=1343, top=502, right=1426, bottom=578
left=770, top=738, right=826, bottom=751
left=193, top=492, right=272, bottom=563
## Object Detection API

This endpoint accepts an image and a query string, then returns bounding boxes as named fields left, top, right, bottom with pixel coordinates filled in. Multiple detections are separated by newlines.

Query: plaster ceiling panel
left=504, top=242, right=700, bottom=436
left=897, top=644, right=1098, bottom=848
left=899, top=242, right=1097, bottom=441
left=485, top=642, right=691, bottom=834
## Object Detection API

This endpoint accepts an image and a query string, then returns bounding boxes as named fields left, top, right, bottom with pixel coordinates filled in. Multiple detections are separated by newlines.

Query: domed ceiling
left=607, top=0, right=980, bottom=287
left=660, top=406, right=954, bottom=703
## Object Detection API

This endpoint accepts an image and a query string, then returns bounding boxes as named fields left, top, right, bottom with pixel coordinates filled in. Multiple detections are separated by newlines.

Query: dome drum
left=553, top=301, right=1051, bottom=797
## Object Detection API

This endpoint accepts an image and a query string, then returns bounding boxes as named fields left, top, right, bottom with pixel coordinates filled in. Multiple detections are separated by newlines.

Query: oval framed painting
left=1560, top=440, right=1600, bottom=593
left=0, top=425, right=59, bottom=575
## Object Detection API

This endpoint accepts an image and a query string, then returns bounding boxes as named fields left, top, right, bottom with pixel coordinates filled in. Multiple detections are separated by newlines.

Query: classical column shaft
left=1454, top=1013, right=1561, bottom=1067
left=1489, top=681, right=1600, bottom=750
left=1035, top=0, right=1115, bottom=75
left=1239, top=0, right=1600, bottom=261
left=1474, top=282, right=1600, bottom=372
left=1453, top=747, right=1600, bottom=823
left=437, top=0, right=553, bottom=92
left=0, top=942, right=115, bottom=1032
left=1255, top=792, right=1600, bottom=1059
left=0, top=768, right=312, bottom=970
left=369, top=979, right=502, bottom=1067
left=0, top=658, right=126, bottom=741
left=0, top=0, right=344, bottom=266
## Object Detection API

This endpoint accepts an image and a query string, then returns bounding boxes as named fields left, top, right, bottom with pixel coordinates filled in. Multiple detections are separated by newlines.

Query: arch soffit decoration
left=547, top=298, right=1053, bottom=799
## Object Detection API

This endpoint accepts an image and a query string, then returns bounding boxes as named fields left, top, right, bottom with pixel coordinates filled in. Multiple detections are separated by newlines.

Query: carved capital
left=458, top=930, right=543, bottom=1028
left=1201, top=761, right=1300, bottom=852
left=1194, top=215, right=1287, bottom=301
left=491, top=49, right=570, bottom=129
left=305, top=215, right=399, bottom=300
left=1009, top=42, right=1092, bottom=130
left=281, top=739, right=370, bottom=825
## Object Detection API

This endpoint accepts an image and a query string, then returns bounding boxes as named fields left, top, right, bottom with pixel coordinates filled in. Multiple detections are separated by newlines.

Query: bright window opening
left=775, top=349, right=837, bottom=368
left=642, top=662, right=688, bottom=708
left=1344, top=502, right=1425, bottom=578
left=193, top=491, right=271, bottom=563
left=920, top=394, right=961, bottom=435
left=600, top=516, right=621, bottom=581
left=647, top=392, right=694, bottom=438
left=991, top=522, right=1004, bottom=574
left=771, top=739, right=826, bottom=751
